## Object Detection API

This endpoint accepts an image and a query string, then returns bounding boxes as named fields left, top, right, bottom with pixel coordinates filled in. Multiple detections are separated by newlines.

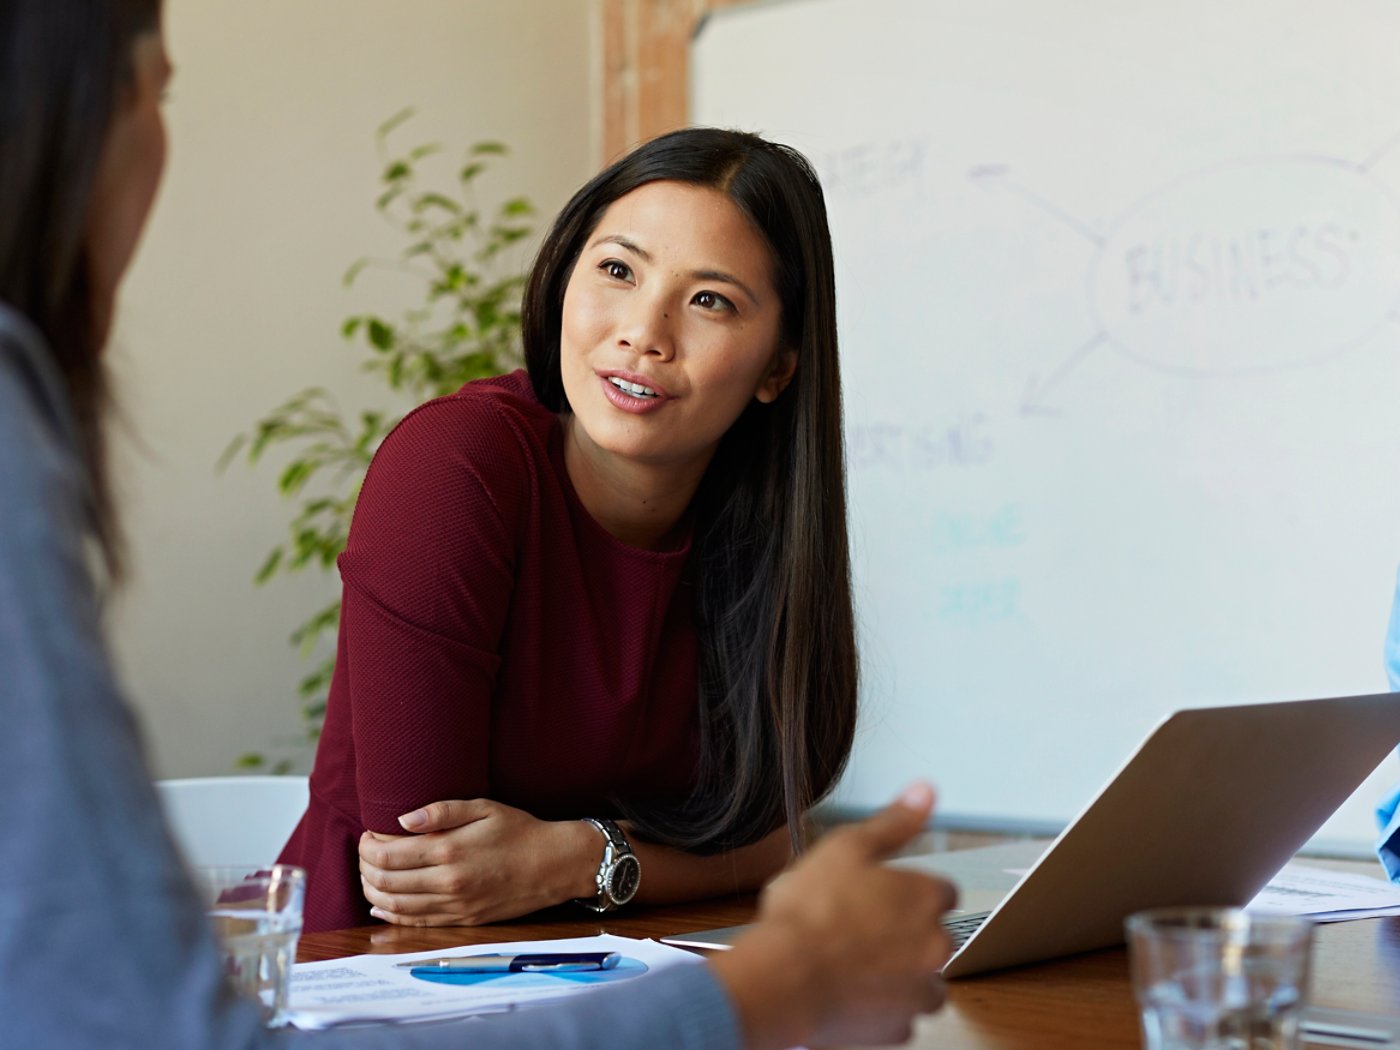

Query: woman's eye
left=694, top=290, right=734, bottom=313
left=601, top=259, right=632, bottom=281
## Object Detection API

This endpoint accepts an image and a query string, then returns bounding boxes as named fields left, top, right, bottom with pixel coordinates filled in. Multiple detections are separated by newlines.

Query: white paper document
left=287, top=933, right=703, bottom=1030
left=998, top=862, right=1400, bottom=923
left=1247, top=863, right=1400, bottom=922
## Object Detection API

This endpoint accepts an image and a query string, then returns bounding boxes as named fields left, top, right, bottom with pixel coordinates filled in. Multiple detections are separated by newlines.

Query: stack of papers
left=1248, top=863, right=1400, bottom=921
left=287, top=934, right=702, bottom=1030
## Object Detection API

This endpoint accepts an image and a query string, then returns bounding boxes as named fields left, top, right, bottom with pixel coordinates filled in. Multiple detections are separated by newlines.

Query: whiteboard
left=694, top=0, right=1400, bottom=853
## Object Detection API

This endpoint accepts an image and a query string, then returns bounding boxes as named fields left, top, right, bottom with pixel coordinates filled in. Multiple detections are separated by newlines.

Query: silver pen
left=1302, top=1007, right=1400, bottom=1048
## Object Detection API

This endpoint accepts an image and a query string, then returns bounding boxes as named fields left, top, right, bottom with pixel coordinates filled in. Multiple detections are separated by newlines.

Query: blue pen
left=397, top=951, right=622, bottom=975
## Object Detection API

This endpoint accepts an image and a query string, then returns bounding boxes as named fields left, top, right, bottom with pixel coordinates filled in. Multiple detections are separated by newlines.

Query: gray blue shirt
left=0, top=301, right=740, bottom=1050
left=1376, top=569, right=1400, bottom=879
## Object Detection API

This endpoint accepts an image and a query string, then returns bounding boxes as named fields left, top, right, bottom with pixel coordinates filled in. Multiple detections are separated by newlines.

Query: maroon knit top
left=278, top=370, right=701, bottom=932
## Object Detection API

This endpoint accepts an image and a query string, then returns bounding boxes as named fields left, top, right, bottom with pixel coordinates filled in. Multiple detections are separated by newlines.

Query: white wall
left=108, top=0, right=594, bottom=777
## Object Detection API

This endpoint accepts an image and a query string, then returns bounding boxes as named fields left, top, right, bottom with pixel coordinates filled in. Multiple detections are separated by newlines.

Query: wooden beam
left=594, top=0, right=751, bottom=165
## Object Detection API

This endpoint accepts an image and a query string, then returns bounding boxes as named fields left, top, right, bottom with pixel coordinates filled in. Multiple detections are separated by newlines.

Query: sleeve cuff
left=1375, top=781, right=1400, bottom=881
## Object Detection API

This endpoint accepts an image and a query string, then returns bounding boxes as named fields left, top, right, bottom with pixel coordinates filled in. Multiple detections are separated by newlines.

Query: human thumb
left=847, top=782, right=935, bottom=860
left=397, top=799, right=483, bottom=833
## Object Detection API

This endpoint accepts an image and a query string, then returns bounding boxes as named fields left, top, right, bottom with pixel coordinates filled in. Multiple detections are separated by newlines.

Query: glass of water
left=195, top=864, right=306, bottom=1027
left=1126, top=907, right=1314, bottom=1050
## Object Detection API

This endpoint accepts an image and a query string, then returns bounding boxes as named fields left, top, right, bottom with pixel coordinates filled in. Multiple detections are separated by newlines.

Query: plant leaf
left=376, top=106, right=416, bottom=142
left=254, top=547, right=284, bottom=584
left=277, top=460, right=316, bottom=495
left=367, top=318, right=395, bottom=350
left=412, top=192, right=462, bottom=215
left=343, top=259, right=371, bottom=287
left=374, top=186, right=403, bottom=212
left=215, top=434, right=247, bottom=473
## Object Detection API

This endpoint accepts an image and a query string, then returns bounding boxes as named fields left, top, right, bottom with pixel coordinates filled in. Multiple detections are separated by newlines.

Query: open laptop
left=662, top=692, right=1400, bottom=978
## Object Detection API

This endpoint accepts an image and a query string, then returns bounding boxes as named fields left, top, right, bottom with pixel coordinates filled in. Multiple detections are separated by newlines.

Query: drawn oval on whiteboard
left=1089, top=157, right=1400, bottom=374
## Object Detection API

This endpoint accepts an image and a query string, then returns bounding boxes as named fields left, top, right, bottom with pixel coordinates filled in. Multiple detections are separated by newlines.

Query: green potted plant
left=223, top=110, right=535, bottom=771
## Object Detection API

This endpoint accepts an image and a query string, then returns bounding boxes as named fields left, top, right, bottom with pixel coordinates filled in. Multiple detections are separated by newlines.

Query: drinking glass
left=1126, top=908, right=1313, bottom=1050
left=195, top=864, right=306, bottom=1027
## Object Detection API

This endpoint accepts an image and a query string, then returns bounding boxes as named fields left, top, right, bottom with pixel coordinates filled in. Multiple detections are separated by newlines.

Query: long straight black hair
left=522, top=127, right=858, bottom=852
left=0, top=0, right=162, bottom=577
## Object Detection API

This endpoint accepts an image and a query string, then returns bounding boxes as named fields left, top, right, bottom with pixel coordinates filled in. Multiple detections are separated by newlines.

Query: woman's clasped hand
left=357, top=799, right=601, bottom=926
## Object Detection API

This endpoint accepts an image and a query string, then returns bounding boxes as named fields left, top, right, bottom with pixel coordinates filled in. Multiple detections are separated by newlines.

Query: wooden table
left=298, top=852, right=1400, bottom=1049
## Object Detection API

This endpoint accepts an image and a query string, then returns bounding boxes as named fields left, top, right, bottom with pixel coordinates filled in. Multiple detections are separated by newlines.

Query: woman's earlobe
left=756, top=349, right=798, bottom=404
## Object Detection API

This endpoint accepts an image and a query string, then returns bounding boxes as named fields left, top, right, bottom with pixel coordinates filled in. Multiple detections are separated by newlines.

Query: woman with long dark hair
left=0, top=1, right=959, bottom=1047
left=280, top=127, right=862, bottom=932
left=526, top=128, right=857, bottom=853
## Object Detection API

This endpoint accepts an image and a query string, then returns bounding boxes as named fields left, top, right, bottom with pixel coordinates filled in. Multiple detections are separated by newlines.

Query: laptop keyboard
left=942, top=912, right=990, bottom=949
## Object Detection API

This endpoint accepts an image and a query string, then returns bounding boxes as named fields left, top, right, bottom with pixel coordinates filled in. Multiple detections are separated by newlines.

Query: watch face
left=608, top=855, right=641, bottom=905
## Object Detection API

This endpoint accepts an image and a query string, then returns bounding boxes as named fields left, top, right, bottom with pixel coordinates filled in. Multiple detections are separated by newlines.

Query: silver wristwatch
left=575, top=817, right=641, bottom=913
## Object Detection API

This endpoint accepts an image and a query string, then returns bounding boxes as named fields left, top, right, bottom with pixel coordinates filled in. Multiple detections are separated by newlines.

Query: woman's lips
left=597, top=371, right=673, bottom=414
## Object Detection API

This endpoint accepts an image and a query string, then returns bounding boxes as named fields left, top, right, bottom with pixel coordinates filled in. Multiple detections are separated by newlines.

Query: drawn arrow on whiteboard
left=969, top=164, right=1106, bottom=247
left=1019, top=333, right=1106, bottom=417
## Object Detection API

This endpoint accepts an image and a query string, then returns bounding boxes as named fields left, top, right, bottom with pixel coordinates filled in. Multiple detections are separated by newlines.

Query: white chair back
left=155, top=775, right=309, bottom=868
